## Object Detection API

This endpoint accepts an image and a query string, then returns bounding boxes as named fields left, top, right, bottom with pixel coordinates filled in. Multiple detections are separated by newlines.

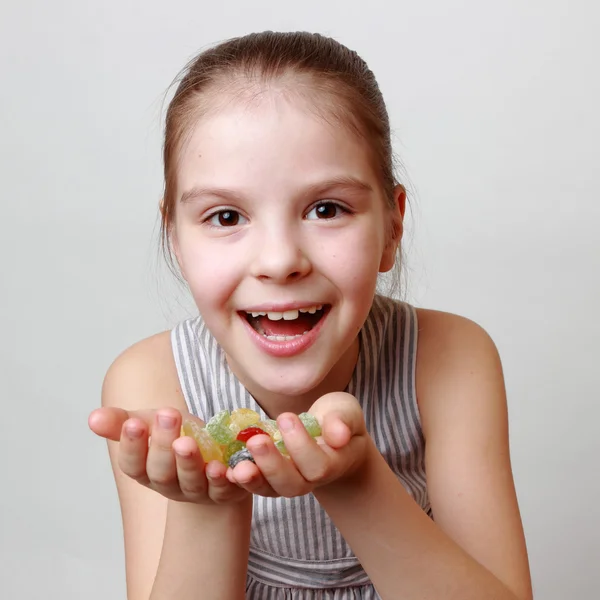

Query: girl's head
left=160, top=32, right=406, bottom=403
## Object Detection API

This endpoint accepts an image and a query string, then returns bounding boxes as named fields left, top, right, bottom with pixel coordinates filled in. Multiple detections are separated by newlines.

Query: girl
left=89, top=31, right=533, bottom=600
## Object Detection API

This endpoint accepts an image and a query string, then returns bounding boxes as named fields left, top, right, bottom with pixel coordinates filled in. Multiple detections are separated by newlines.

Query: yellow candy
left=182, top=420, right=224, bottom=464
left=257, top=419, right=280, bottom=440
left=228, top=408, right=260, bottom=435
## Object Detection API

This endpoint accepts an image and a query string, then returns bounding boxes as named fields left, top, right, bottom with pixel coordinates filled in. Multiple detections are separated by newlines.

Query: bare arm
left=314, top=311, right=532, bottom=600
left=99, top=332, right=251, bottom=600
left=150, top=499, right=252, bottom=600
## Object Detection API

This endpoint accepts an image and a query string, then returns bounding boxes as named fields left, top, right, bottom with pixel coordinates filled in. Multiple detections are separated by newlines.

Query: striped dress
left=171, top=295, right=431, bottom=599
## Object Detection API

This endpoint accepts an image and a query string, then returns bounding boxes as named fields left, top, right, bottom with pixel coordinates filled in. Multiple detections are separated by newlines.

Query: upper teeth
left=248, top=305, right=323, bottom=320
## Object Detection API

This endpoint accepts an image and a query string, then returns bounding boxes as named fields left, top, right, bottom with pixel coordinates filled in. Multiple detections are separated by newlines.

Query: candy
left=229, top=408, right=261, bottom=434
left=180, top=408, right=322, bottom=467
left=207, top=410, right=231, bottom=428
left=205, top=410, right=235, bottom=445
left=223, top=440, right=245, bottom=462
left=237, top=426, right=269, bottom=442
left=299, top=412, right=322, bottom=437
left=182, top=420, right=224, bottom=464
left=275, top=439, right=288, bottom=455
left=257, top=419, right=279, bottom=438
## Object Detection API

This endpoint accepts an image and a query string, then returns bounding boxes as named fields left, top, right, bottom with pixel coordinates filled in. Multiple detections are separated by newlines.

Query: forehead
left=176, top=93, right=378, bottom=195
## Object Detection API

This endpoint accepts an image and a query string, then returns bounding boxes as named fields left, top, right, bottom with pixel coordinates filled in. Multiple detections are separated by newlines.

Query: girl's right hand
left=88, top=407, right=249, bottom=505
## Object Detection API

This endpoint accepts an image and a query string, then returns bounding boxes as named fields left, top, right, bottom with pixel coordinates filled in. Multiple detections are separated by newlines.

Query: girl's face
left=172, top=93, right=401, bottom=410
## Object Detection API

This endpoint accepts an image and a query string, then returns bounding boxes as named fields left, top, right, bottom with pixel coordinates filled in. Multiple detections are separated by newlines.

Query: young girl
left=89, top=31, right=533, bottom=600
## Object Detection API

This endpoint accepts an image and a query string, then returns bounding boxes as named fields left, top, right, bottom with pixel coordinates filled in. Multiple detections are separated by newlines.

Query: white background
left=1, top=1, right=598, bottom=598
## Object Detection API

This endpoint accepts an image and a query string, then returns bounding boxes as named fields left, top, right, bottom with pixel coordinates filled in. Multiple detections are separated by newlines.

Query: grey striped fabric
left=171, top=295, right=430, bottom=599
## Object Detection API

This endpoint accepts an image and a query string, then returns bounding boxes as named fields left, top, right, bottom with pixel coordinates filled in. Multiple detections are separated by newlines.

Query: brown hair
left=159, top=31, right=407, bottom=295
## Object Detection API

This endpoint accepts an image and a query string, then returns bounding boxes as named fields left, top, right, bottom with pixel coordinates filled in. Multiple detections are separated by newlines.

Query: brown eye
left=306, top=202, right=345, bottom=220
left=218, top=211, right=239, bottom=226
left=207, top=210, right=246, bottom=227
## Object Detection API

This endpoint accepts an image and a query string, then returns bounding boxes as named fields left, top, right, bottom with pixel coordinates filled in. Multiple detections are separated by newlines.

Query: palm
left=89, top=406, right=247, bottom=504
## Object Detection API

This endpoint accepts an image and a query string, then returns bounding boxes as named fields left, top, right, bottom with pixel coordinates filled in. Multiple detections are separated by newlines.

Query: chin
left=260, top=375, right=324, bottom=399
left=250, top=364, right=331, bottom=400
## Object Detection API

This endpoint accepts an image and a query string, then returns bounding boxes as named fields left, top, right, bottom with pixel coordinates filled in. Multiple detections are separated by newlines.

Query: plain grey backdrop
left=1, top=0, right=598, bottom=598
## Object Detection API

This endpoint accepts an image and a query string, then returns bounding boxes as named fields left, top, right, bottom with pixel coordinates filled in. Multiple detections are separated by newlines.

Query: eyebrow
left=179, top=175, right=374, bottom=205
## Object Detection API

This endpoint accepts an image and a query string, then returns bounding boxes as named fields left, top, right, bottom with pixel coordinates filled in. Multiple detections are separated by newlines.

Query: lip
left=239, top=306, right=330, bottom=358
left=241, top=302, right=328, bottom=313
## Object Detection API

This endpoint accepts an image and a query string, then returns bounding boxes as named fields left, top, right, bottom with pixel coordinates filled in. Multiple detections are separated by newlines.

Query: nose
left=249, top=224, right=312, bottom=283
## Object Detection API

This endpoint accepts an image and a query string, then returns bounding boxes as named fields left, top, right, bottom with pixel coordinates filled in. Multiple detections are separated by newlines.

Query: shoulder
left=102, top=330, right=187, bottom=412
left=415, top=306, right=498, bottom=357
left=414, top=307, right=501, bottom=373
left=414, top=308, right=504, bottom=436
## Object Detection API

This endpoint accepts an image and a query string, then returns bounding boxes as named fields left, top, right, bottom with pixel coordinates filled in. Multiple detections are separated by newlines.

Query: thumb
left=309, top=392, right=365, bottom=449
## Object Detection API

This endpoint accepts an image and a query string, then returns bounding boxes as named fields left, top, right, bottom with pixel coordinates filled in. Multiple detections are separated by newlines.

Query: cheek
left=340, top=250, right=381, bottom=294
left=177, top=237, right=243, bottom=308
left=315, top=224, right=383, bottom=288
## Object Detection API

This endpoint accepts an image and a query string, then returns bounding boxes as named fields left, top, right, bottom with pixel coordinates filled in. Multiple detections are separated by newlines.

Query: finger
left=117, top=418, right=151, bottom=485
left=228, top=461, right=279, bottom=497
left=89, top=407, right=158, bottom=441
left=276, top=414, right=332, bottom=483
left=245, top=434, right=308, bottom=497
left=206, top=461, right=248, bottom=504
left=146, top=409, right=182, bottom=495
left=319, top=414, right=352, bottom=449
left=309, top=392, right=365, bottom=447
left=172, top=436, right=208, bottom=501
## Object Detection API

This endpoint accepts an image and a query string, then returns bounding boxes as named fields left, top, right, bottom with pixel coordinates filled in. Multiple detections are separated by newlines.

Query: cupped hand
left=88, top=406, right=249, bottom=505
left=226, top=392, right=369, bottom=498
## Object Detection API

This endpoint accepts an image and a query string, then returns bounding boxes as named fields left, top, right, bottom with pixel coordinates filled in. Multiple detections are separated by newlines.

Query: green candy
left=223, top=440, right=245, bottom=462
left=275, top=439, right=288, bottom=455
left=206, top=410, right=235, bottom=445
left=206, top=424, right=234, bottom=445
left=298, top=413, right=321, bottom=437
left=207, top=410, right=231, bottom=428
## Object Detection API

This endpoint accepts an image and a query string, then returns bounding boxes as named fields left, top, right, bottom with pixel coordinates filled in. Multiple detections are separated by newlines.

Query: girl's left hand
left=226, top=391, right=370, bottom=497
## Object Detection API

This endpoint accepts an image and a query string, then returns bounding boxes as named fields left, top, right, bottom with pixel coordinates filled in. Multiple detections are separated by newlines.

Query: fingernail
left=174, top=447, right=192, bottom=458
left=126, top=425, right=143, bottom=439
left=157, top=414, right=176, bottom=429
left=278, top=416, right=295, bottom=432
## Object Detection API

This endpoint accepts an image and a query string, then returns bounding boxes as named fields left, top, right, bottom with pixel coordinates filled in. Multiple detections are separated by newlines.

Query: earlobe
left=379, top=240, right=399, bottom=273
left=379, top=223, right=401, bottom=273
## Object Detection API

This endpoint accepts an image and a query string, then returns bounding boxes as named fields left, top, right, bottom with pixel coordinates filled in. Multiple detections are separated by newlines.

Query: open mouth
left=241, top=304, right=330, bottom=341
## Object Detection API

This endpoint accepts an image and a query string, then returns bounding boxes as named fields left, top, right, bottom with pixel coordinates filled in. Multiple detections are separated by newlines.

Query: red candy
left=236, top=426, right=268, bottom=442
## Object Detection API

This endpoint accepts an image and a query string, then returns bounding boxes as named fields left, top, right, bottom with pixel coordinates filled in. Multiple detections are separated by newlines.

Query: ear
left=379, top=185, right=406, bottom=273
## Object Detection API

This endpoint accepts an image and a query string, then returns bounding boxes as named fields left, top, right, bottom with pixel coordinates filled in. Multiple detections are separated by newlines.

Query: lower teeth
left=263, top=332, right=309, bottom=341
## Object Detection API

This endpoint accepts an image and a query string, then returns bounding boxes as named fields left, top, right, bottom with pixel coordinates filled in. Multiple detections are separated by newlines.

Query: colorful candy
left=236, top=426, right=269, bottom=442
left=180, top=409, right=322, bottom=468
left=181, top=420, right=224, bottom=463
left=299, top=413, right=321, bottom=438
left=229, top=408, right=261, bottom=433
